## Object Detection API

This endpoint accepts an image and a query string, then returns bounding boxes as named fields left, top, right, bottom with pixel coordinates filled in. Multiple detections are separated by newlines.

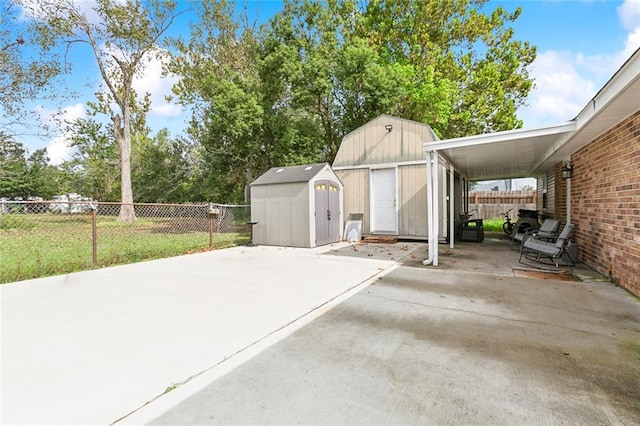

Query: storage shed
left=332, top=114, right=450, bottom=239
left=250, top=163, right=343, bottom=248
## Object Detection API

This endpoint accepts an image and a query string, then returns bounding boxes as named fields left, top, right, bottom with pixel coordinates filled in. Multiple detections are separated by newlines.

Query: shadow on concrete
left=325, top=232, right=608, bottom=283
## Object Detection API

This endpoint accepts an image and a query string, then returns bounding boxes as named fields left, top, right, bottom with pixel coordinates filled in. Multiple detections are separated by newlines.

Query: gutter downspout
left=566, top=176, right=571, bottom=225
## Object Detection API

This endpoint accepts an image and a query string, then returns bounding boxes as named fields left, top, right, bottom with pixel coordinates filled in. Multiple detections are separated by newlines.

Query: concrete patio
left=1, top=243, right=396, bottom=425
left=2, top=235, right=638, bottom=425
left=148, top=264, right=640, bottom=425
left=139, top=235, right=637, bottom=424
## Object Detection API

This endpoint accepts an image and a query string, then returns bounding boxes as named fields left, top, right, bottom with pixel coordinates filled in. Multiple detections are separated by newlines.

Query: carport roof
left=424, top=47, right=640, bottom=180
left=250, top=163, right=331, bottom=186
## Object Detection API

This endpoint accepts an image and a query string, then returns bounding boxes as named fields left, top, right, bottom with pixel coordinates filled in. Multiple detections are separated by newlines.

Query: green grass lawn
left=481, top=218, right=505, bottom=232
left=0, top=213, right=250, bottom=284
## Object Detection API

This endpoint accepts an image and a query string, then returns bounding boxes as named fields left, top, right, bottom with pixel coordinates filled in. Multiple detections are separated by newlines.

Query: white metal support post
left=441, top=163, right=448, bottom=239
left=423, top=150, right=440, bottom=266
left=449, top=164, right=455, bottom=249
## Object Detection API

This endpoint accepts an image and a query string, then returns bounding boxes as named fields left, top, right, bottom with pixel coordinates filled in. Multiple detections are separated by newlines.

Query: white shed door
left=315, top=180, right=341, bottom=246
left=371, top=168, right=397, bottom=233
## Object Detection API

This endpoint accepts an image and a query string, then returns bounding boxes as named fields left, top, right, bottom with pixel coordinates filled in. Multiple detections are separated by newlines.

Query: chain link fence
left=0, top=201, right=251, bottom=284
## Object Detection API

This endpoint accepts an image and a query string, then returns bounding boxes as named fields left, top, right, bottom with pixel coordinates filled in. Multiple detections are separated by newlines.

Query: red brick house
left=422, top=47, right=639, bottom=296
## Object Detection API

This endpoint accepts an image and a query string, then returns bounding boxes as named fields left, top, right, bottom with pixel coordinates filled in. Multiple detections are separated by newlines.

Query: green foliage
left=62, top=119, right=120, bottom=201
left=360, top=0, right=535, bottom=137
left=1, top=1, right=62, bottom=134
left=4, top=0, right=536, bottom=204
left=168, top=0, right=535, bottom=202
left=21, top=0, right=185, bottom=219
left=481, top=218, right=505, bottom=232
left=0, top=133, right=28, bottom=198
left=132, top=129, right=196, bottom=203
left=0, top=133, right=63, bottom=199
left=29, top=149, right=67, bottom=199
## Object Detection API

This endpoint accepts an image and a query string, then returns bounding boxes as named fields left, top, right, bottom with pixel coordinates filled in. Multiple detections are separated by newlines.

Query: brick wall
left=554, top=163, right=567, bottom=223
left=571, top=109, right=640, bottom=297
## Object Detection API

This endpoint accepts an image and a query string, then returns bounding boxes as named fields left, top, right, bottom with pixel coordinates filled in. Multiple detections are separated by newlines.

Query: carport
left=422, top=48, right=640, bottom=267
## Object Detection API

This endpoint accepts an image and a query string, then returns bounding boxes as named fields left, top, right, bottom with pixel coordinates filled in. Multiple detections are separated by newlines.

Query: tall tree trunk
left=113, top=114, right=136, bottom=222
left=244, top=160, right=253, bottom=203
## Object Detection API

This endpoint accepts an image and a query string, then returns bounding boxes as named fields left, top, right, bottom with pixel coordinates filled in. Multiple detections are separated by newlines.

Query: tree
left=170, top=0, right=535, bottom=201
left=169, top=0, right=414, bottom=202
left=260, top=0, right=413, bottom=161
left=262, top=0, right=535, bottom=145
left=132, top=129, right=194, bottom=203
left=25, top=148, right=61, bottom=199
left=168, top=0, right=265, bottom=203
left=358, top=0, right=536, bottom=137
left=0, top=132, right=28, bottom=198
left=21, top=0, right=185, bottom=220
left=1, top=1, right=60, bottom=135
left=63, top=118, right=120, bottom=201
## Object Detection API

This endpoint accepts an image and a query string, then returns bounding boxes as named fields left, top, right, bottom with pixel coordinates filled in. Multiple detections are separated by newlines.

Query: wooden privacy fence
left=468, top=190, right=537, bottom=220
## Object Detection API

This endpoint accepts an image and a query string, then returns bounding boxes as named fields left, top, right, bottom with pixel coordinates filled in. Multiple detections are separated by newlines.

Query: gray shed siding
left=335, top=168, right=370, bottom=234
left=333, top=115, right=440, bottom=239
left=335, top=165, right=431, bottom=238
left=399, top=165, right=428, bottom=237
left=251, top=182, right=310, bottom=247
left=251, top=163, right=344, bottom=248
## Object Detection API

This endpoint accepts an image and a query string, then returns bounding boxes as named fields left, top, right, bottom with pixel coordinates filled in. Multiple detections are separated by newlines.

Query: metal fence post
left=208, top=203, right=214, bottom=249
left=90, top=203, right=98, bottom=266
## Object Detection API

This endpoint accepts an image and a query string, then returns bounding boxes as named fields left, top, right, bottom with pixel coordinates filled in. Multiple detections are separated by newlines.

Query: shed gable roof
left=250, top=163, right=331, bottom=186
left=333, top=114, right=439, bottom=168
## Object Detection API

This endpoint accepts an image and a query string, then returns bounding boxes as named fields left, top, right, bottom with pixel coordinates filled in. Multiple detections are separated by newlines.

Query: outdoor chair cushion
left=519, top=223, right=576, bottom=267
left=513, top=219, right=560, bottom=245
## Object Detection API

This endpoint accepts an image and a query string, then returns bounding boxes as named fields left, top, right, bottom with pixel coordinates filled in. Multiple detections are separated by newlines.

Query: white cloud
left=519, top=51, right=596, bottom=127
left=620, top=27, right=640, bottom=62
left=42, top=103, right=86, bottom=165
left=132, top=53, right=182, bottom=118
left=519, top=0, right=640, bottom=128
left=617, top=0, right=640, bottom=30
left=18, top=0, right=101, bottom=24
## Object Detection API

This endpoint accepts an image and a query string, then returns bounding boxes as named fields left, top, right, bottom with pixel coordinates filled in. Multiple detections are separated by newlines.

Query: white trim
left=369, top=167, right=398, bottom=235
left=433, top=154, right=439, bottom=266
left=574, top=46, right=640, bottom=127
left=422, top=121, right=576, bottom=152
left=449, top=164, right=455, bottom=249
left=441, top=163, right=448, bottom=238
left=332, top=160, right=427, bottom=171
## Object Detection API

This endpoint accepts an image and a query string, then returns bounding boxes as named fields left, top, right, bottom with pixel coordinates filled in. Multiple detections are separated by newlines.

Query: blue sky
left=13, top=0, right=640, bottom=165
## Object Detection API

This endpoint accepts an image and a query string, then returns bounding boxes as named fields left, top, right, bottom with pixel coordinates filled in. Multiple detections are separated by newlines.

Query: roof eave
left=423, top=121, right=576, bottom=152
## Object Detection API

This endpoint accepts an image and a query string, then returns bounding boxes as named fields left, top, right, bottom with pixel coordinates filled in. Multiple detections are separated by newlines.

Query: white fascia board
left=532, top=50, right=640, bottom=173
left=574, top=46, right=640, bottom=128
left=422, top=121, right=576, bottom=152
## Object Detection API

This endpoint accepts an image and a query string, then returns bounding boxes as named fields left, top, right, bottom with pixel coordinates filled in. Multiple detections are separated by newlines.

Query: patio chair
left=512, top=218, right=560, bottom=248
left=519, top=223, right=576, bottom=268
